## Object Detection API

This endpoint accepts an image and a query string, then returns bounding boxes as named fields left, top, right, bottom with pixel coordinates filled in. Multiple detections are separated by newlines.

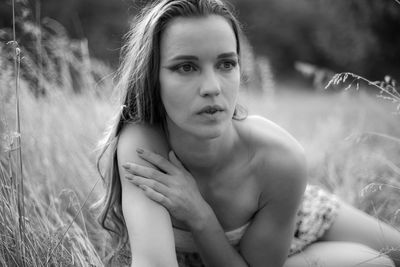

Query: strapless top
left=173, top=222, right=251, bottom=252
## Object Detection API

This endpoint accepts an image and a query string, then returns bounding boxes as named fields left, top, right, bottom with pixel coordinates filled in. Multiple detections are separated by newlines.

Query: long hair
left=96, top=0, right=245, bottom=259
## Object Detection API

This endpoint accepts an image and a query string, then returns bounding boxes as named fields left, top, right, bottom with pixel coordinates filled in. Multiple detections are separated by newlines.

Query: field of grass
left=1, top=12, right=400, bottom=267
left=1, top=73, right=400, bottom=266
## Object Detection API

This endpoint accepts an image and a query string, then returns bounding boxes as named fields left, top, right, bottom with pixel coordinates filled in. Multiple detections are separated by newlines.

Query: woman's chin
left=166, top=115, right=232, bottom=140
left=195, top=128, right=223, bottom=139
left=190, top=122, right=230, bottom=140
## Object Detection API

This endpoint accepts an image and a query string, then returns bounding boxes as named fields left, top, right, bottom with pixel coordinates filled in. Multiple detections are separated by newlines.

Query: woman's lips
left=197, top=105, right=224, bottom=114
left=197, top=105, right=225, bottom=121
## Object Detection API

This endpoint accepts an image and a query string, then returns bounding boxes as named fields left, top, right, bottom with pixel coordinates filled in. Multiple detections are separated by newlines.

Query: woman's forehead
left=160, top=15, right=237, bottom=61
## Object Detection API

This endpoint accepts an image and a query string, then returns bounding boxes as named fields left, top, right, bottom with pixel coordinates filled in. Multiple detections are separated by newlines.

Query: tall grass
left=1, top=1, right=113, bottom=265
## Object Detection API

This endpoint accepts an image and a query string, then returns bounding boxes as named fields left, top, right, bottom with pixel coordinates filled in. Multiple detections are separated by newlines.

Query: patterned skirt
left=176, top=184, right=340, bottom=267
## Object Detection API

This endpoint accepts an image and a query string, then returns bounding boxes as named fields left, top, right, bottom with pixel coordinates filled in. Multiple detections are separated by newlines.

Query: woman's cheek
left=223, top=75, right=240, bottom=100
left=161, top=81, right=193, bottom=120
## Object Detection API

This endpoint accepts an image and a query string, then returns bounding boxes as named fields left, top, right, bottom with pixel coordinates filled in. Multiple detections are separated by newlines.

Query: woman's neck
left=166, top=120, right=237, bottom=179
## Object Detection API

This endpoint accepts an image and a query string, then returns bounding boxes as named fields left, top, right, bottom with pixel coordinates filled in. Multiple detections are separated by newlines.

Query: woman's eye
left=173, top=63, right=197, bottom=74
left=218, top=60, right=237, bottom=71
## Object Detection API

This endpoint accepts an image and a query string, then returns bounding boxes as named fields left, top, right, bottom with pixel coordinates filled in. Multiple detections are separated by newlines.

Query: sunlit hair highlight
left=95, top=0, right=245, bottom=260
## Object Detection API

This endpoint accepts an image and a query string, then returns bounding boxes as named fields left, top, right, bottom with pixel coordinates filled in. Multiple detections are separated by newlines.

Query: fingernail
left=122, top=163, right=129, bottom=168
left=139, top=184, right=146, bottom=190
left=136, top=148, right=144, bottom=154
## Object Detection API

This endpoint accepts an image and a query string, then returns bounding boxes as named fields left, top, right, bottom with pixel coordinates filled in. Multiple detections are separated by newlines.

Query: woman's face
left=159, top=15, right=240, bottom=139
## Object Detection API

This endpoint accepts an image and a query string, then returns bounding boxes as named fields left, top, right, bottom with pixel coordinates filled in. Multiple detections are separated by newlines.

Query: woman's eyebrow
left=167, top=52, right=237, bottom=62
left=169, top=55, right=199, bottom=61
left=217, top=52, right=238, bottom=59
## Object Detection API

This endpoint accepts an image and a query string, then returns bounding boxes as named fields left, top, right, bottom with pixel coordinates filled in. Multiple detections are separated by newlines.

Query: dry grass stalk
left=11, top=0, right=26, bottom=264
left=326, top=72, right=400, bottom=115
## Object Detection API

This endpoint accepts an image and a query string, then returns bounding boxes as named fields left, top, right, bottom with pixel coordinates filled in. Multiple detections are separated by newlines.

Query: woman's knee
left=321, top=201, right=400, bottom=252
left=284, top=242, right=395, bottom=267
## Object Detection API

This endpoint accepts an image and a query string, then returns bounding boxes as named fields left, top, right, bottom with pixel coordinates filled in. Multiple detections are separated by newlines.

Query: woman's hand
left=122, top=148, right=212, bottom=230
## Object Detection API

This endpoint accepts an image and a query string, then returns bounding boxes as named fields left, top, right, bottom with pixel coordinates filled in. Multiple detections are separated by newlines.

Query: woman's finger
left=122, top=163, right=168, bottom=184
left=125, top=174, right=170, bottom=195
left=137, top=148, right=177, bottom=174
left=139, top=184, right=171, bottom=208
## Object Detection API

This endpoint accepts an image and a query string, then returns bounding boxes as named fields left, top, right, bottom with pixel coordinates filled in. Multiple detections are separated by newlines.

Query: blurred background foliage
left=1, top=0, right=399, bottom=85
left=232, top=0, right=400, bottom=82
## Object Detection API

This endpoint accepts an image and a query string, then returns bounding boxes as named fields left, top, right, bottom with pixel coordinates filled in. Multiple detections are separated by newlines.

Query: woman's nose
left=199, top=69, right=221, bottom=97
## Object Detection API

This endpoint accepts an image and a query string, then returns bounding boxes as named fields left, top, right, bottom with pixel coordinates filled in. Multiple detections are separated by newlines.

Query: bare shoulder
left=117, top=122, right=171, bottom=213
left=235, top=115, right=307, bottom=204
left=237, top=115, right=304, bottom=155
left=117, top=122, right=170, bottom=161
left=117, top=121, right=170, bottom=200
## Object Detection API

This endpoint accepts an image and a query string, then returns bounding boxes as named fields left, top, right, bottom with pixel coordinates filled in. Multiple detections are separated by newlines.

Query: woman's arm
left=189, top=149, right=307, bottom=267
left=117, top=124, right=178, bottom=267
left=239, top=150, right=307, bottom=266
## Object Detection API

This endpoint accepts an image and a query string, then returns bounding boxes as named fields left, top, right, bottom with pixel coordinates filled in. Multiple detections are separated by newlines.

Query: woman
left=97, top=0, right=400, bottom=266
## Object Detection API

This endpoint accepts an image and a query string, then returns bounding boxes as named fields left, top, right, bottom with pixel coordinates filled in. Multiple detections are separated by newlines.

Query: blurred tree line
left=231, top=0, right=400, bottom=82
left=1, top=0, right=399, bottom=82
